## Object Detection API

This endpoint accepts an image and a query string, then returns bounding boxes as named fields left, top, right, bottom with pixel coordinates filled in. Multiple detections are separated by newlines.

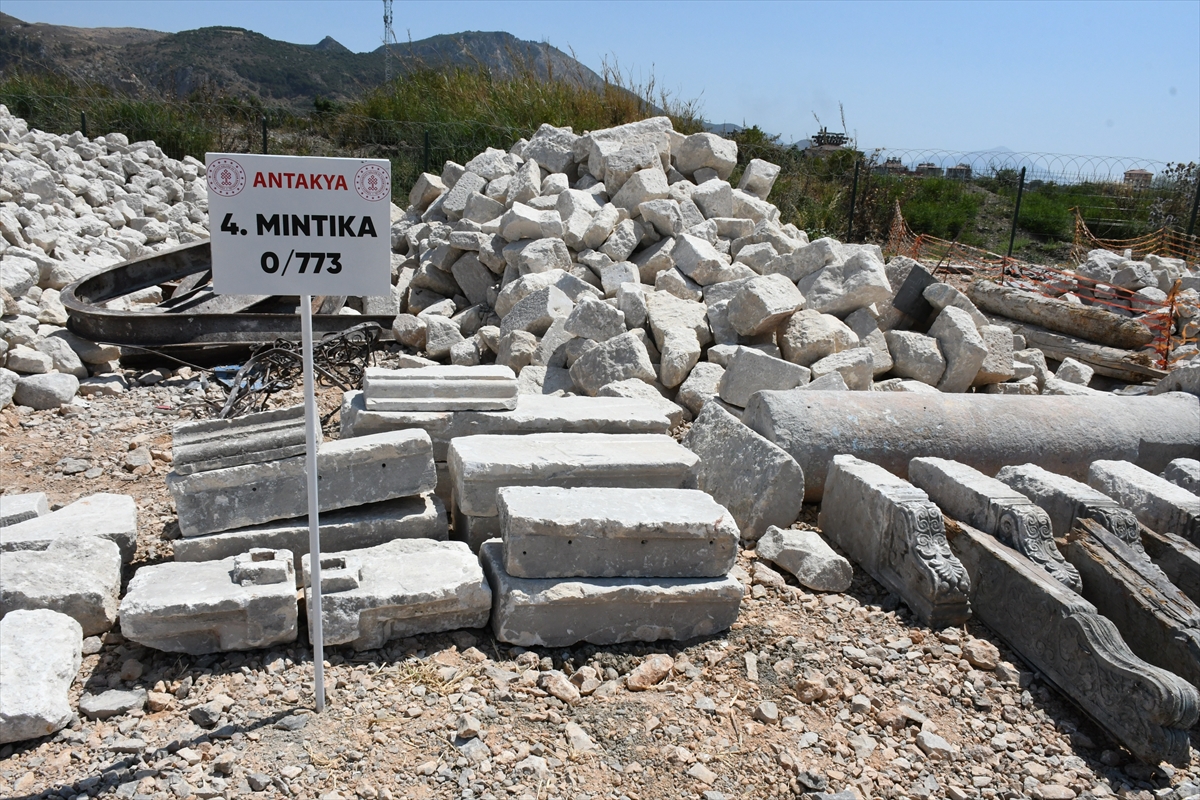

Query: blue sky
left=5, top=0, right=1198, bottom=163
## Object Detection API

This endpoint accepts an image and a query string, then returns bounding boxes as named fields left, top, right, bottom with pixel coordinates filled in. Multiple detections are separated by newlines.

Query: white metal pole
left=300, top=295, right=325, bottom=712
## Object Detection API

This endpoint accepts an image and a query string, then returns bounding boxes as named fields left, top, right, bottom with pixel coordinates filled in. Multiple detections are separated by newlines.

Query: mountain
left=0, top=14, right=606, bottom=107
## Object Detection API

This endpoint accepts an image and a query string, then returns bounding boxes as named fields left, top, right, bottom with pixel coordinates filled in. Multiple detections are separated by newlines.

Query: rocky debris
left=755, top=526, right=853, bottom=592
left=0, top=609, right=81, bottom=744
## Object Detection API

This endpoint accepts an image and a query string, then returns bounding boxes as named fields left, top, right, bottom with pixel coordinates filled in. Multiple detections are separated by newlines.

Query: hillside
left=0, top=13, right=605, bottom=107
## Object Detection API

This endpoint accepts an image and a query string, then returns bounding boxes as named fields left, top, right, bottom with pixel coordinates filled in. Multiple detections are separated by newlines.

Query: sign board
left=205, top=153, right=392, bottom=296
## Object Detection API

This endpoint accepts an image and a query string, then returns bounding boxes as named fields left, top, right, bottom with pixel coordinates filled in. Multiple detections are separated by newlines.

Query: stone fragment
left=499, top=285, right=573, bottom=338
left=818, top=455, right=971, bottom=627
left=672, top=234, right=730, bottom=287
left=301, top=539, right=490, bottom=650
left=923, top=282, right=987, bottom=329
left=450, top=433, right=698, bottom=518
left=691, top=180, right=733, bottom=219
left=779, top=310, right=858, bottom=367
left=0, top=536, right=121, bottom=636
left=611, top=169, right=669, bottom=211
left=0, top=492, right=48, bottom=527
left=1089, top=460, right=1200, bottom=541
left=168, top=430, right=436, bottom=537
left=682, top=401, right=805, bottom=542
left=408, top=172, right=447, bottom=211
left=929, top=306, right=987, bottom=392
left=810, top=349, right=873, bottom=391
left=674, top=133, right=738, bottom=180
left=568, top=330, right=657, bottom=396
left=632, top=237, right=676, bottom=283
left=600, top=261, right=639, bottom=298
left=0, top=493, right=138, bottom=564
left=496, top=330, right=538, bottom=374
left=500, top=203, right=564, bottom=241
left=884, top=331, right=945, bottom=386
left=996, top=463, right=1142, bottom=549
left=480, top=541, right=742, bottom=647
left=13, top=372, right=78, bottom=409
left=120, top=549, right=298, bottom=654
left=442, top=171, right=487, bottom=219
left=1056, top=357, right=1095, bottom=386
left=677, top=362, right=725, bottom=417
left=646, top=291, right=712, bottom=350
left=595, top=379, right=686, bottom=428
left=1163, top=458, right=1200, bottom=495
left=525, top=123, right=578, bottom=173
left=564, top=296, right=626, bottom=342
left=659, top=328, right=701, bottom=388
left=972, top=324, right=1015, bottom=385
left=726, top=274, right=804, bottom=336
left=499, top=486, right=738, bottom=578
left=718, top=347, right=810, bottom=408
left=0, top=610, right=81, bottom=744
left=797, top=252, right=891, bottom=317
left=737, top=159, right=781, bottom=200
left=908, top=457, right=1082, bottom=592
left=363, top=365, right=518, bottom=412
left=171, top=405, right=306, bottom=475
left=5, top=345, right=52, bottom=375
left=626, top=654, right=675, bottom=690
left=755, top=526, right=852, bottom=592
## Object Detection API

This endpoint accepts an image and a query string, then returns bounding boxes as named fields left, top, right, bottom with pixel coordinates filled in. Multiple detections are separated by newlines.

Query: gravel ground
left=2, top=374, right=1199, bottom=800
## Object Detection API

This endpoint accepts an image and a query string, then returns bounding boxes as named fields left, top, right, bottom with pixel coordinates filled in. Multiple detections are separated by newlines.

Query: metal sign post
left=204, top=153, right=391, bottom=712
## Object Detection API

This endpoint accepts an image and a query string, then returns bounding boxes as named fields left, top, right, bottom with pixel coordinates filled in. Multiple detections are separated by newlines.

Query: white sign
left=205, top=153, right=392, bottom=296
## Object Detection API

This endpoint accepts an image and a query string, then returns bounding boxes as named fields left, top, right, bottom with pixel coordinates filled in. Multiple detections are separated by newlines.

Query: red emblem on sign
left=354, top=164, right=390, bottom=202
left=207, top=158, right=246, bottom=197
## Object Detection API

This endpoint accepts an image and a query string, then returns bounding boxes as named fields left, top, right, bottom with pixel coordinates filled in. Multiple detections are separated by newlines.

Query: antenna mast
left=382, top=0, right=396, bottom=82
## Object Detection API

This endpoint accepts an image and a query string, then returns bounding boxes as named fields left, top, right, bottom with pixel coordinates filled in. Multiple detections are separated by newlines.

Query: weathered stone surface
left=646, top=288, right=712, bottom=350
left=77, top=689, right=146, bottom=721
left=909, top=457, right=1081, bottom=592
left=169, top=430, right=436, bottom=537
left=779, top=310, right=858, bottom=367
left=884, top=331, right=945, bottom=386
left=737, top=158, right=780, bottom=200
left=13, top=372, right=78, bottom=409
left=718, top=347, right=809, bottom=408
left=568, top=331, right=656, bottom=396
left=673, top=133, right=738, bottom=181
left=818, top=455, right=970, bottom=627
left=673, top=234, right=731, bottom=287
left=744, top=391, right=1200, bottom=502
left=120, top=550, right=298, bottom=654
left=1141, top=527, right=1200, bottom=606
left=301, top=540, right=491, bottom=650
left=500, top=203, right=563, bottom=241
left=450, top=433, right=698, bottom=518
left=810, top=349, right=873, bottom=391
left=1089, top=460, right=1200, bottom=542
left=172, top=405, right=307, bottom=475
left=726, top=274, right=804, bottom=336
left=972, top=324, right=1015, bottom=385
left=929, top=306, right=987, bottom=392
left=499, top=285, right=573, bottom=338
left=0, top=493, right=138, bottom=563
left=424, top=315, right=466, bottom=359
left=0, top=536, right=121, bottom=636
left=498, top=486, right=738, bottom=579
left=949, top=518, right=1198, bottom=766
left=1056, top=357, right=1095, bottom=386
left=0, top=492, right=47, bottom=526
left=0, top=610, right=81, bottom=744
left=659, top=328, right=701, bottom=388
left=797, top=252, right=891, bottom=317
left=923, top=282, right=987, bottom=329
left=480, top=541, right=742, bottom=647
left=682, top=401, right=804, bottom=542
left=756, top=526, right=852, bottom=592
left=611, top=169, right=669, bottom=212
left=1163, top=458, right=1200, bottom=496
left=172, top=495, right=446, bottom=577
left=362, top=365, right=518, bottom=412
left=564, top=295, right=626, bottom=342
left=676, top=362, right=725, bottom=417
left=595, top=379, right=687, bottom=428
left=996, top=463, right=1142, bottom=549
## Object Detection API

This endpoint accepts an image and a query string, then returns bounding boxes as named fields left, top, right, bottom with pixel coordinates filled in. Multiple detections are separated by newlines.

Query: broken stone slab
left=755, top=526, right=852, bottom=592
left=884, top=331, right=945, bottom=386
left=908, top=457, right=1081, bottom=592
left=1089, top=460, right=1200, bottom=542
left=810, top=349, right=873, bottom=391
left=972, top=325, right=1015, bottom=386
left=340, top=392, right=671, bottom=459
left=726, top=274, right=804, bottom=336
left=743, top=390, right=1200, bottom=502
left=818, top=455, right=971, bottom=628
left=595, top=379, right=688, bottom=428
left=497, top=486, right=738, bottom=579
left=120, top=549, right=298, bottom=654
left=778, top=310, right=858, bottom=367
left=362, top=365, right=518, bottom=412
left=947, top=517, right=1197, bottom=766
left=169, top=429, right=436, bottom=537
left=0, top=610, right=81, bottom=745
left=0, top=491, right=47, bottom=526
left=996, top=463, right=1143, bottom=550
left=172, top=495, right=446, bottom=579
left=737, top=158, right=781, bottom=200
left=568, top=331, right=656, bottom=396
left=676, top=362, right=725, bottom=417
left=1163, top=458, right=1200, bottom=496
left=1062, top=518, right=1200, bottom=696
left=0, top=536, right=121, bottom=636
left=682, top=401, right=805, bottom=543
left=171, top=405, right=307, bottom=475
left=796, top=251, right=891, bottom=317
left=300, top=539, right=491, bottom=651
left=717, top=347, right=810, bottom=408
left=0, top=493, right=138, bottom=564
left=449, top=433, right=698, bottom=518
left=1141, top=526, right=1200, bottom=606
left=480, top=540, right=742, bottom=647
left=929, top=306, right=987, bottom=392
left=922, top=282, right=987, bottom=329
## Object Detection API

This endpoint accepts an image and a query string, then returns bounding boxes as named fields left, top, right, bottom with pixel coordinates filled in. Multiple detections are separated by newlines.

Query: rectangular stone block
left=996, top=463, right=1143, bottom=550
left=949, top=518, right=1198, bottom=766
left=717, top=347, right=809, bottom=408
left=341, top=391, right=672, bottom=459
left=0, top=536, right=122, bottom=636
left=0, top=610, right=81, bottom=745
left=817, top=455, right=971, bottom=628
left=452, top=503, right=501, bottom=552
left=363, top=365, right=518, bottom=412
left=172, top=495, right=447, bottom=579
left=450, top=433, right=698, bottom=518
left=909, top=457, right=1081, bottom=592
left=120, top=549, right=298, bottom=654
left=0, top=492, right=47, bottom=526
left=171, top=405, right=308, bottom=475
left=0, top=493, right=138, bottom=564
left=480, top=540, right=742, bottom=647
left=300, top=539, right=491, bottom=650
left=498, top=486, right=738, bottom=579
left=1089, top=460, right=1200, bottom=542
left=168, top=429, right=436, bottom=537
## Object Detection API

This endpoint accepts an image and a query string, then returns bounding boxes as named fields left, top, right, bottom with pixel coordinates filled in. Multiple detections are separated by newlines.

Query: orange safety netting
left=1072, top=210, right=1200, bottom=265
left=883, top=203, right=1198, bottom=370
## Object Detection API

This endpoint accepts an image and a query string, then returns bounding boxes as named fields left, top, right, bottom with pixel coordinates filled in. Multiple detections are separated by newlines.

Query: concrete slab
left=480, top=540, right=742, bottom=647
left=169, top=429, right=436, bottom=537
left=498, top=486, right=738, bottom=579
left=363, top=365, right=518, bottom=412
left=1089, top=460, right=1200, bottom=542
left=449, top=433, right=698, bottom=518
left=0, top=493, right=138, bottom=564
left=0, top=536, right=122, bottom=636
left=0, top=492, right=48, bottom=527
left=300, top=539, right=491, bottom=650
left=119, top=549, right=298, bottom=654
left=172, top=495, right=447, bottom=579
left=171, top=405, right=308, bottom=475
left=0, top=610, right=81, bottom=744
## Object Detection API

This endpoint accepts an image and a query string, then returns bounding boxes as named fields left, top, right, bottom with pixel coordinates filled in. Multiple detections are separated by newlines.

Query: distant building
left=1124, top=169, right=1152, bottom=188
left=946, top=163, right=973, bottom=181
left=915, top=162, right=943, bottom=177
left=804, top=127, right=851, bottom=157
